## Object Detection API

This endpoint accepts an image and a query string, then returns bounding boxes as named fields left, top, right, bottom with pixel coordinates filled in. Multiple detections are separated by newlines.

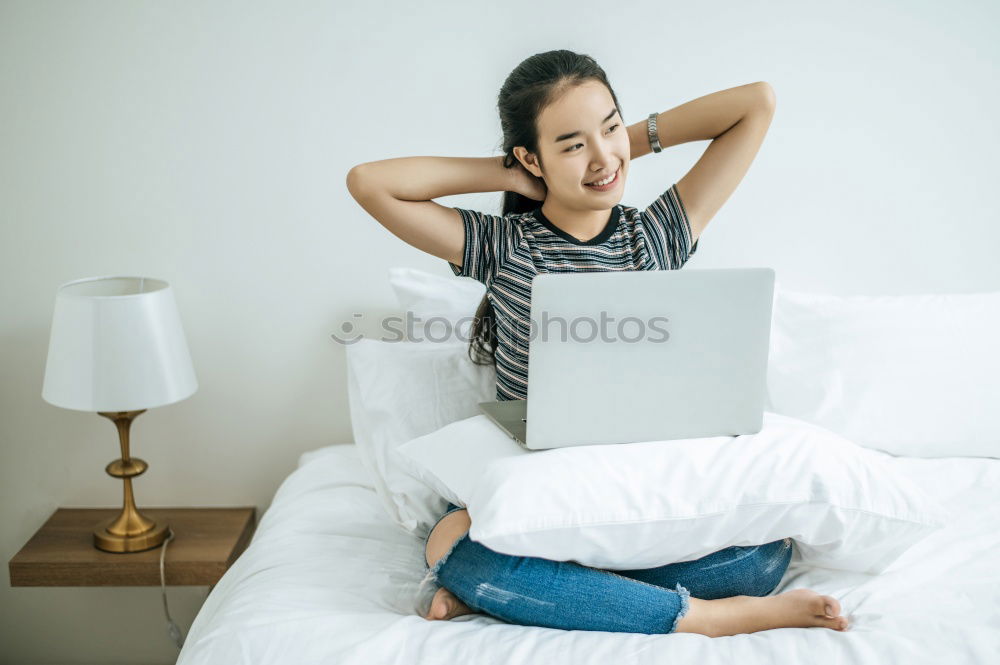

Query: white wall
left=1, top=0, right=997, bottom=662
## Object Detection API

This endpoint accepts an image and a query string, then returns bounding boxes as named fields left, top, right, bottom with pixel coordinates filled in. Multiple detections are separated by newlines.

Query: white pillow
left=395, top=411, right=950, bottom=573
left=344, top=338, right=495, bottom=534
left=768, top=287, right=1000, bottom=458
left=387, top=267, right=485, bottom=343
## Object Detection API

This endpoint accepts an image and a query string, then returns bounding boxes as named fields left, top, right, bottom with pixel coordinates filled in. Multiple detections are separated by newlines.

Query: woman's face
left=516, top=80, right=629, bottom=208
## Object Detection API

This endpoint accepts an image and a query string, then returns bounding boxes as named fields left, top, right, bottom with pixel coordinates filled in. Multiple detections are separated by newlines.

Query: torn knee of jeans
left=425, top=530, right=469, bottom=580
left=414, top=531, right=469, bottom=616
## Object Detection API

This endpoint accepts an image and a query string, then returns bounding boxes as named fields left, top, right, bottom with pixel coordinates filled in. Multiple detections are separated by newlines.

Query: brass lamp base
left=94, top=409, right=170, bottom=553
left=94, top=518, right=171, bottom=553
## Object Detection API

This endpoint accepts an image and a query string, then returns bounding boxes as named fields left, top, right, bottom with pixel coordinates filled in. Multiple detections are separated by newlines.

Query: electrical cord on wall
left=160, top=529, right=185, bottom=649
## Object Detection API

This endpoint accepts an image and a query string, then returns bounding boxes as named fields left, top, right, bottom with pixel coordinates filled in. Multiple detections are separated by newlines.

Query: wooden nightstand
left=8, top=507, right=256, bottom=588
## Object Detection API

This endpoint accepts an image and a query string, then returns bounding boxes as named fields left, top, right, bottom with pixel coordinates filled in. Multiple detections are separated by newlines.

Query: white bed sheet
left=177, top=442, right=1000, bottom=664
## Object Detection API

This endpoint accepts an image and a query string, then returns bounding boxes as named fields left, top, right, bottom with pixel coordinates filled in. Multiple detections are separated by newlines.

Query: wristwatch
left=647, top=112, right=663, bottom=153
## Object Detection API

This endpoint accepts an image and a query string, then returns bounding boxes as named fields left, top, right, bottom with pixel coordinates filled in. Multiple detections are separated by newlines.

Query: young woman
left=346, top=49, right=848, bottom=636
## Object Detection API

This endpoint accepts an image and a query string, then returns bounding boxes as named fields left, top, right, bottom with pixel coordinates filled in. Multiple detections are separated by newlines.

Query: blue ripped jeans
left=416, top=502, right=794, bottom=634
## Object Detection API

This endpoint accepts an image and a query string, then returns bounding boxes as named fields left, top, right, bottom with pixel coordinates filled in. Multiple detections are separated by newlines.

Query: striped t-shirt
left=448, top=183, right=699, bottom=401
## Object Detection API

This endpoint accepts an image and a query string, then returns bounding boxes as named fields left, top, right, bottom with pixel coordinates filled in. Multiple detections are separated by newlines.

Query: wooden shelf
left=8, top=507, right=256, bottom=587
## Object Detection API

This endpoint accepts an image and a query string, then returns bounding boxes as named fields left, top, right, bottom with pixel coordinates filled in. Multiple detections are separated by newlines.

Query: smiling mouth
left=584, top=167, right=620, bottom=190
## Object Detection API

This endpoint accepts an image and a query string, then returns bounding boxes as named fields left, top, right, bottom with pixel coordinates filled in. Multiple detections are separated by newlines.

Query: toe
left=426, top=589, right=451, bottom=620
left=813, top=614, right=847, bottom=630
left=441, top=599, right=460, bottom=619
left=818, top=595, right=841, bottom=618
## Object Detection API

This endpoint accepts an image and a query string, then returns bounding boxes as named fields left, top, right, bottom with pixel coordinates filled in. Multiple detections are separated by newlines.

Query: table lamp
left=41, top=276, right=198, bottom=553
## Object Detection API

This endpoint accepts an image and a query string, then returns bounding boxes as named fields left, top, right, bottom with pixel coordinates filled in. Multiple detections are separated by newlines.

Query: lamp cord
left=160, top=529, right=185, bottom=649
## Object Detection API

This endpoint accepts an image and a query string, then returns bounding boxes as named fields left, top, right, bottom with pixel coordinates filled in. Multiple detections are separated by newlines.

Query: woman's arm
left=346, top=155, right=527, bottom=267
left=625, top=82, right=777, bottom=244
left=348, top=155, right=514, bottom=201
left=626, top=81, right=771, bottom=159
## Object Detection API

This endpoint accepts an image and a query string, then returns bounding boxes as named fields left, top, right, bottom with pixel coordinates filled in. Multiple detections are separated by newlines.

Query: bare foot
left=424, top=586, right=476, bottom=621
left=675, top=588, right=849, bottom=637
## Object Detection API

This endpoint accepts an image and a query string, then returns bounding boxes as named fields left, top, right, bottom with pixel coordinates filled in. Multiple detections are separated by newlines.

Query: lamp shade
left=42, top=276, right=198, bottom=412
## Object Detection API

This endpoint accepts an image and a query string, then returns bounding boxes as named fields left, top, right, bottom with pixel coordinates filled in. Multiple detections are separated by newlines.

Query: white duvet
left=177, top=443, right=1000, bottom=664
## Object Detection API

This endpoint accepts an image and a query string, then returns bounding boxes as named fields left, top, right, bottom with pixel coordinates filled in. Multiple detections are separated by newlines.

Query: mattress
left=177, top=442, right=1000, bottom=664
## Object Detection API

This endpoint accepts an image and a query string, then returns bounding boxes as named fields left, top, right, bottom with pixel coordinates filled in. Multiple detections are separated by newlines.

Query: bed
left=177, top=273, right=1000, bottom=663
left=176, top=438, right=1000, bottom=664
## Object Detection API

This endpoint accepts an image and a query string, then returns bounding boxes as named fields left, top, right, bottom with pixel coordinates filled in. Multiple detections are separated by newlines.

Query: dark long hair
left=467, top=49, right=624, bottom=367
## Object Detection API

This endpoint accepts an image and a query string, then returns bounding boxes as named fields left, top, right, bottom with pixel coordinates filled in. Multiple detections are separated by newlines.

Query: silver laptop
left=478, top=267, right=775, bottom=450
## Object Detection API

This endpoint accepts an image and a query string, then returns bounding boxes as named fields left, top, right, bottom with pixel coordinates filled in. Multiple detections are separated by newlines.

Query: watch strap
left=647, top=112, right=663, bottom=153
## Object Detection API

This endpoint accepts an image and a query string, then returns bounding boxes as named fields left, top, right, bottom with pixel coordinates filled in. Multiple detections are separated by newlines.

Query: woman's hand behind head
left=508, top=161, right=547, bottom=202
